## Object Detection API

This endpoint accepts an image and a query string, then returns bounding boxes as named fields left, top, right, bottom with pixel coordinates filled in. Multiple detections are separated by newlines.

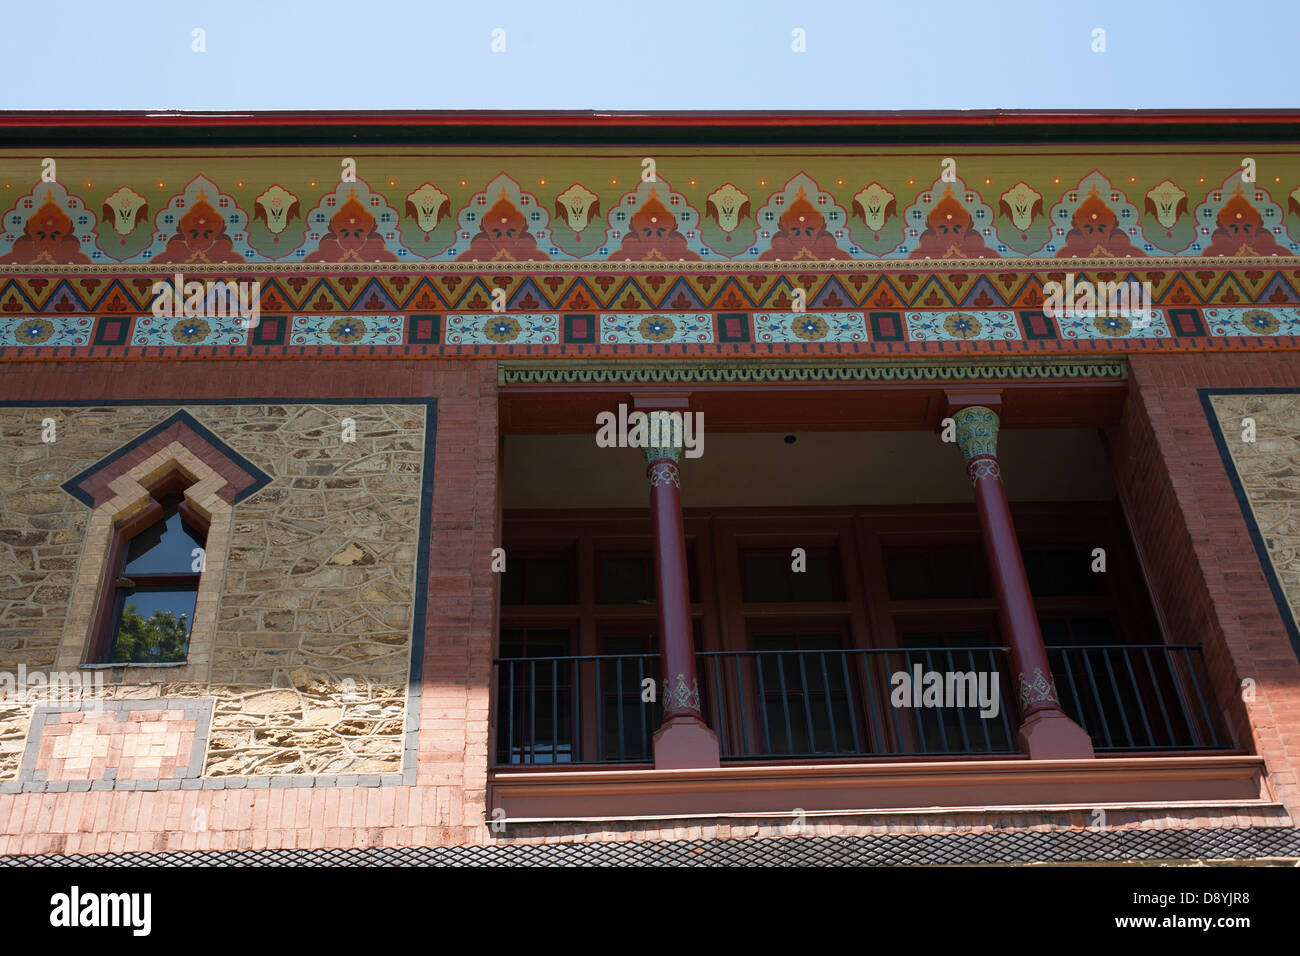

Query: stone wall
left=0, top=402, right=427, bottom=780
left=1208, top=392, right=1300, bottom=637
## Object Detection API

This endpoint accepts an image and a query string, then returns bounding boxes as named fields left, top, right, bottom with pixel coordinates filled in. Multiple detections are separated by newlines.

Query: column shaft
left=954, top=405, right=1094, bottom=759
left=642, top=409, right=720, bottom=769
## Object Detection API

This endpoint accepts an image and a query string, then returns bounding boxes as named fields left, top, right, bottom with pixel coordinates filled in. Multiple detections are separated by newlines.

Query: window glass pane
left=1038, top=618, right=1070, bottom=643
left=931, top=551, right=978, bottom=599
left=110, top=588, right=196, bottom=663
left=790, top=552, right=837, bottom=602
left=600, top=556, right=653, bottom=605
left=501, top=555, right=574, bottom=606
left=1039, top=616, right=1118, bottom=644
left=753, top=633, right=841, bottom=651
left=499, top=627, right=570, bottom=658
left=1050, top=548, right=1107, bottom=595
left=743, top=554, right=789, bottom=602
left=523, top=556, right=573, bottom=604
left=123, top=496, right=204, bottom=576
left=885, top=549, right=982, bottom=600
left=603, top=632, right=656, bottom=655
left=1024, top=548, right=1107, bottom=596
left=500, top=566, right=525, bottom=605
left=884, top=551, right=930, bottom=600
left=743, top=551, right=840, bottom=603
left=900, top=628, right=995, bottom=645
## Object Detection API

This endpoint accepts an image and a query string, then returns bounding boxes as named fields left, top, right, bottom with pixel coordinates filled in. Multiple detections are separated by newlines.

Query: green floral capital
left=642, top=410, right=684, bottom=465
left=953, top=405, right=1001, bottom=463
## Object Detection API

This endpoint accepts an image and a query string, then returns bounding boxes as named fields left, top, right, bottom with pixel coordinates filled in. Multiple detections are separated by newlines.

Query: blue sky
left=5, top=0, right=1296, bottom=111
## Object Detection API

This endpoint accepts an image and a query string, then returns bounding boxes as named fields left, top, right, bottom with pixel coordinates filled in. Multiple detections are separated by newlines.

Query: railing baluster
left=571, top=656, right=580, bottom=762
left=637, top=655, right=648, bottom=760
left=1143, top=646, right=1177, bottom=748
left=888, top=651, right=907, bottom=754
left=1181, top=646, right=1220, bottom=748
left=921, top=650, right=948, bottom=753
left=595, top=655, right=605, bottom=761
left=796, top=652, right=817, bottom=754
left=552, top=658, right=560, bottom=763
left=615, top=657, right=626, bottom=762
left=734, top=654, right=750, bottom=758
left=506, top=661, right=515, bottom=765
left=776, top=653, right=794, bottom=756
left=989, top=649, right=1013, bottom=752
left=1057, top=648, right=1088, bottom=737
left=710, top=654, right=727, bottom=757
left=967, top=649, right=992, bottom=753
left=945, top=648, right=972, bottom=754
left=1079, top=648, right=1114, bottom=749
left=1120, top=647, right=1155, bottom=748
left=818, top=652, right=840, bottom=754
left=905, top=650, right=926, bottom=755
left=847, top=650, right=869, bottom=754
left=529, top=659, right=537, bottom=764
left=755, top=651, right=772, bottom=757
left=1100, top=648, right=1135, bottom=748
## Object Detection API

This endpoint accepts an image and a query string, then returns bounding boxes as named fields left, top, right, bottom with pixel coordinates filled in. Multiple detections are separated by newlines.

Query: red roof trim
left=1, top=109, right=1299, bottom=129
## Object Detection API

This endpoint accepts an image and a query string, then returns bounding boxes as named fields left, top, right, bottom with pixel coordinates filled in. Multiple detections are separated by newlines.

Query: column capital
left=953, top=404, right=1001, bottom=466
left=642, top=409, right=686, bottom=468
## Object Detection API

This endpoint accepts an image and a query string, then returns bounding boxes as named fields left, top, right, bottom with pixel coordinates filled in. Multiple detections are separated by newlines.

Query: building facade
left=1, top=111, right=1299, bottom=864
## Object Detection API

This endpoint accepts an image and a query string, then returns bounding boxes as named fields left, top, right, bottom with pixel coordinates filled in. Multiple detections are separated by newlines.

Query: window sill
left=488, top=754, right=1272, bottom=823
left=79, top=661, right=190, bottom=670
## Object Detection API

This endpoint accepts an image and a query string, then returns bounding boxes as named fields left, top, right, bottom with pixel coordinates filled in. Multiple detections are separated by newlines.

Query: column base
left=1017, top=708, right=1095, bottom=759
left=653, top=715, right=721, bottom=770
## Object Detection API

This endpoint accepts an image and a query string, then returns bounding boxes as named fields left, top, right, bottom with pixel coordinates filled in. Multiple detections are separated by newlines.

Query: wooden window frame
left=86, top=472, right=211, bottom=666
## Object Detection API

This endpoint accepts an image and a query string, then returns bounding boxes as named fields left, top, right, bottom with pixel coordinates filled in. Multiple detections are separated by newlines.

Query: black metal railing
left=495, top=653, right=662, bottom=765
left=700, top=647, right=1018, bottom=759
left=1047, top=644, right=1225, bottom=751
left=493, top=643, right=1226, bottom=765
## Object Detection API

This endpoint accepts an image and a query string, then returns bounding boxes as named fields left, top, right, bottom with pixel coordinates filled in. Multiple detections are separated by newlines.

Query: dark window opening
left=501, top=550, right=576, bottom=605
left=884, top=547, right=986, bottom=601
left=742, top=549, right=841, bottom=603
left=1023, top=547, right=1109, bottom=597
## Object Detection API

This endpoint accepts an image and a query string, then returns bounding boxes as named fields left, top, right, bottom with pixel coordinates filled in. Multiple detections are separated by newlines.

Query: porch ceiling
left=503, top=428, right=1115, bottom=509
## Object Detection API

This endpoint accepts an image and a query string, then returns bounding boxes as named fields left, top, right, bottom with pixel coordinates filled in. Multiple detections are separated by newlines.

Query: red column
left=643, top=410, right=720, bottom=769
left=953, top=404, right=1094, bottom=759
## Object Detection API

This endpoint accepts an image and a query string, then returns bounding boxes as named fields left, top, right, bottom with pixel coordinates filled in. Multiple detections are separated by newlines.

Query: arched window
left=89, top=474, right=209, bottom=665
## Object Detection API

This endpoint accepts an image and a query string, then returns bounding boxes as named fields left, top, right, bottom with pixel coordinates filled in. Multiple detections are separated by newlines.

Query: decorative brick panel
left=19, top=700, right=212, bottom=791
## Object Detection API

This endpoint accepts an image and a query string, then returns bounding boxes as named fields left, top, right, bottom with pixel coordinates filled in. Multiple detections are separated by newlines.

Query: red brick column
left=643, top=410, right=720, bottom=769
left=953, top=404, right=1094, bottom=759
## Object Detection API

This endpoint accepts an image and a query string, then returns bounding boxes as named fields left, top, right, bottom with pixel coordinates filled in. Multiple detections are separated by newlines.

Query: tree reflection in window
left=107, top=492, right=205, bottom=664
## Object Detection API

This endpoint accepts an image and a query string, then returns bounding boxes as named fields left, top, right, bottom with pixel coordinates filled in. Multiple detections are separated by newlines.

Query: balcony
left=488, top=422, right=1267, bottom=818
left=494, top=643, right=1227, bottom=766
